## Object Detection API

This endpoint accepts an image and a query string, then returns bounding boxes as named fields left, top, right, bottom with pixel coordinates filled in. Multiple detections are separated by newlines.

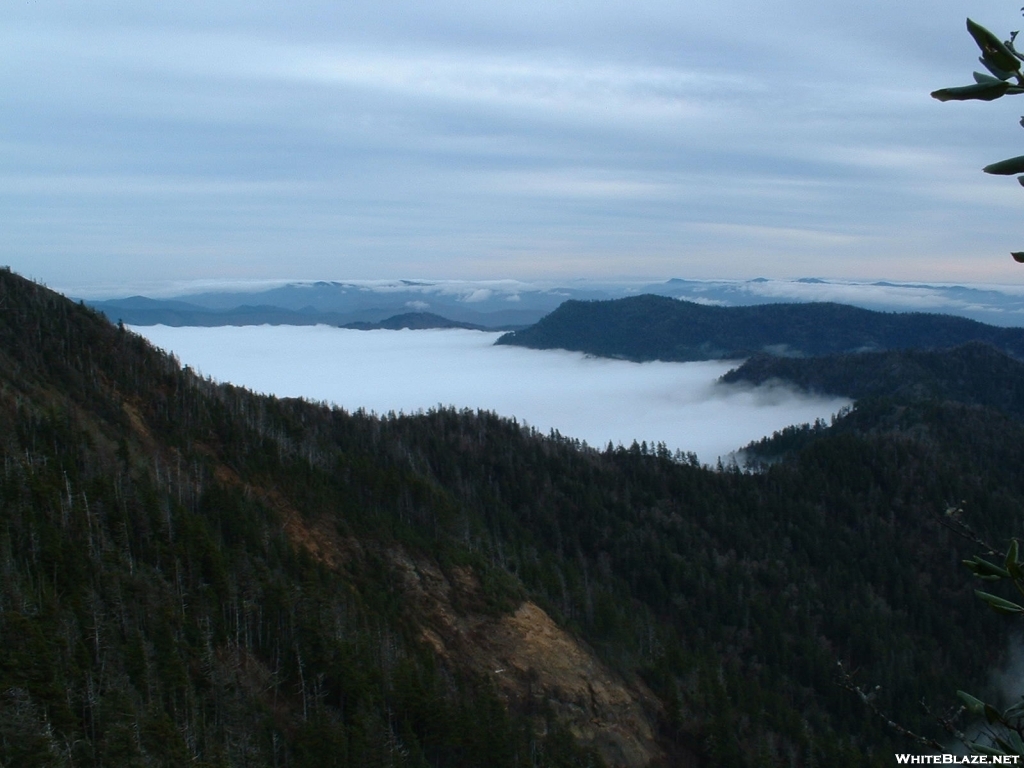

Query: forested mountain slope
left=722, top=342, right=1024, bottom=416
left=341, top=312, right=497, bottom=331
left=2, top=268, right=1023, bottom=767
left=495, top=294, right=1024, bottom=361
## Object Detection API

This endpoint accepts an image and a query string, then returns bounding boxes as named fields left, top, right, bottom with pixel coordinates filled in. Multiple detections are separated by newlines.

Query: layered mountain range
left=81, top=277, right=1024, bottom=329
left=4, top=268, right=1024, bottom=766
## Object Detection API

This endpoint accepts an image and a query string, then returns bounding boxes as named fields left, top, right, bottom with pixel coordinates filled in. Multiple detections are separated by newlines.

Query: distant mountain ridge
left=341, top=312, right=514, bottom=331
left=496, top=294, right=1024, bottom=361
left=81, top=276, right=1024, bottom=329
left=89, top=297, right=533, bottom=329
left=93, top=297, right=359, bottom=327
left=650, top=277, right=1024, bottom=326
left=85, top=281, right=594, bottom=328
left=10, top=267, right=1024, bottom=764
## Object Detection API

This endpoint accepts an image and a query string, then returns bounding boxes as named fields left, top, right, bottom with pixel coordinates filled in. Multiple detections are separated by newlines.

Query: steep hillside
left=4, top=268, right=1024, bottom=766
left=0, top=270, right=638, bottom=768
left=495, top=294, right=1024, bottom=361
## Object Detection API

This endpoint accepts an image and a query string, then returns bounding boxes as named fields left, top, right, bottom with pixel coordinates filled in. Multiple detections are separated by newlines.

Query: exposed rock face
left=144, top=407, right=676, bottom=767
left=387, top=550, right=669, bottom=768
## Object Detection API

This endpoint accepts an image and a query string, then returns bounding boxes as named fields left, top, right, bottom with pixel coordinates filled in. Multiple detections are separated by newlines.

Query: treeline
left=496, top=294, right=1024, bottom=361
left=1, top=267, right=1022, bottom=766
left=723, top=342, right=1024, bottom=418
left=0, top=271, right=602, bottom=768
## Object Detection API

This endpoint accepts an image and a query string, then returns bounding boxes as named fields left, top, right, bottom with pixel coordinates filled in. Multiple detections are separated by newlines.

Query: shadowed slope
left=6, top=268, right=1024, bottom=766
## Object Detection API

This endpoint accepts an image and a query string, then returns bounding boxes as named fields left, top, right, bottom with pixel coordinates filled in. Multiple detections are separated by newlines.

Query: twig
left=836, top=661, right=948, bottom=753
left=938, top=506, right=1005, bottom=559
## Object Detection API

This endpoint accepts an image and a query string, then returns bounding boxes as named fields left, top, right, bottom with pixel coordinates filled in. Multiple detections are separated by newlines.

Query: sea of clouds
left=133, top=324, right=851, bottom=465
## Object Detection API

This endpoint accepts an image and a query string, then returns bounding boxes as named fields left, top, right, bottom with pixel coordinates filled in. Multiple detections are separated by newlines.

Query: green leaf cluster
left=948, top=540, right=1024, bottom=757
left=933, top=17, right=1024, bottom=260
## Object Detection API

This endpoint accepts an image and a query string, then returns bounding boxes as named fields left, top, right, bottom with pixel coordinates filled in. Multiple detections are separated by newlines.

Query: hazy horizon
left=9, top=2, right=1024, bottom=291
left=63, top=273, right=1024, bottom=329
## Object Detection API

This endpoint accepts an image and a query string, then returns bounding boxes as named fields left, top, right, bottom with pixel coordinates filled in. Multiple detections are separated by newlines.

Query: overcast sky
left=7, top=1, right=1024, bottom=294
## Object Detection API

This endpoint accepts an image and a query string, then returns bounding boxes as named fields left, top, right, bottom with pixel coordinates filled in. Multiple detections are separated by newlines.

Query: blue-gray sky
left=7, top=0, right=1024, bottom=295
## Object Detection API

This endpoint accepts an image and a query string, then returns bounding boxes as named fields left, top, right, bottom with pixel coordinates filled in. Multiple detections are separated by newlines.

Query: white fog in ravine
left=133, top=324, right=851, bottom=464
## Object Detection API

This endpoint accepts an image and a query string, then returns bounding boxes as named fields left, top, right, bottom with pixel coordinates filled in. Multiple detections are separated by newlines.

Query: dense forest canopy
left=3, top=267, right=1024, bottom=766
left=722, top=342, right=1024, bottom=415
left=497, top=294, right=1024, bottom=362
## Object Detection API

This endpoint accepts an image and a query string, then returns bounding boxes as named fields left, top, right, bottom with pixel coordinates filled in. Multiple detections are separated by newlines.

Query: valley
left=3, top=268, right=1024, bottom=766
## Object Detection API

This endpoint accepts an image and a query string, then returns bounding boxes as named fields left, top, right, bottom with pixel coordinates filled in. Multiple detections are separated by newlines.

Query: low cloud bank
left=654, top=278, right=1024, bottom=327
left=134, top=325, right=851, bottom=465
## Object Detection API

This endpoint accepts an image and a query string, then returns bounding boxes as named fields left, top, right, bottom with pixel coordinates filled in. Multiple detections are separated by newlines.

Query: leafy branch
left=932, top=16, right=1024, bottom=262
left=840, top=504, right=1024, bottom=758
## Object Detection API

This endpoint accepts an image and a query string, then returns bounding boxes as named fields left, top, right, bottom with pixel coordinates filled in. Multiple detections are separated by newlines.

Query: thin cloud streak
left=6, top=1, right=1024, bottom=287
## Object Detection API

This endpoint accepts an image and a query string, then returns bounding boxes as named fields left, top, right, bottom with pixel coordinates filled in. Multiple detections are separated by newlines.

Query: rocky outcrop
left=226, top=459, right=675, bottom=766
left=387, top=550, right=670, bottom=768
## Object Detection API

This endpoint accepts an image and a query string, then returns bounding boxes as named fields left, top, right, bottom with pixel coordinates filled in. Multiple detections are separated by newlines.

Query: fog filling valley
left=134, top=324, right=852, bottom=464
